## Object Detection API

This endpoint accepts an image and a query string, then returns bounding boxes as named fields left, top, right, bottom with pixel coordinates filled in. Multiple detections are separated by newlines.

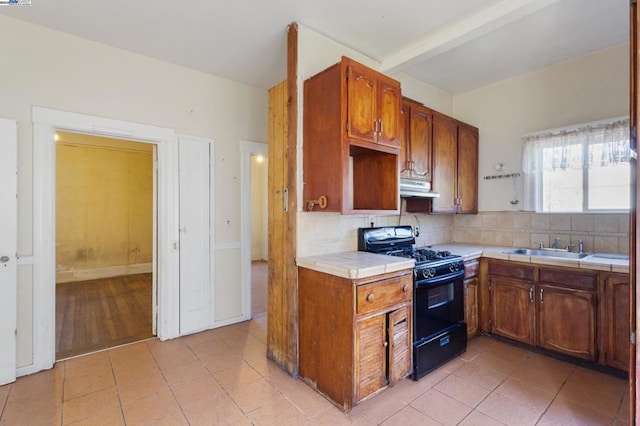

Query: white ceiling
left=0, top=0, right=629, bottom=94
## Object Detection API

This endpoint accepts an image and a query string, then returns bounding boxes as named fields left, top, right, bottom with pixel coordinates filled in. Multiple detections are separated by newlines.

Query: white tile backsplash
left=550, top=214, right=571, bottom=231
left=571, top=214, right=595, bottom=232
left=511, top=212, right=532, bottom=230
left=297, top=211, right=630, bottom=257
left=531, top=214, right=552, bottom=230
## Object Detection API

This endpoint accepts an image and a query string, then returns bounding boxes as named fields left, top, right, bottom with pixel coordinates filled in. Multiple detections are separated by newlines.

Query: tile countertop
left=429, top=243, right=629, bottom=274
left=296, top=251, right=415, bottom=280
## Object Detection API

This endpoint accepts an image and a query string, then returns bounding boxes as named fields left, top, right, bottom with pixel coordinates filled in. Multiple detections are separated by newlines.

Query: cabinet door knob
left=383, top=341, right=388, bottom=347
left=402, top=284, right=409, bottom=293
left=366, top=292, right=375, bottom=302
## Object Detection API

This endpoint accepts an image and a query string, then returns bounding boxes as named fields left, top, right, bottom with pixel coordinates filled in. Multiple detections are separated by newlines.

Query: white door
left=178, top=136, right=212, bottom=335
left=0, top=119, right=17, bottom=385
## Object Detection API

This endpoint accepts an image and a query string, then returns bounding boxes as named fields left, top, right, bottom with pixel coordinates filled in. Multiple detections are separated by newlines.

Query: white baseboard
left=56, top=263, right=153, bottom=283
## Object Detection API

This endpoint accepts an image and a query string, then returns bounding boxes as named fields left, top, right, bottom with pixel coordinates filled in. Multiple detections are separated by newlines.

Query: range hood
left=399, top=179, right=440, bottom=198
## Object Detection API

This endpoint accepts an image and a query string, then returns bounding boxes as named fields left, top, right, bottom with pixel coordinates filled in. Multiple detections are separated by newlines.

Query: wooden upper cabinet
left=457, top=123, right=479, bottom=214
left=431, top=113, right=458, bottom=214
left=403, top=105, right=478, bottom=215
left=303, top=56, right=401, bottom=214
left=346, top=59, right=401, bottom=149
left=400, top=99, right=433, bottom=181
left=429, top=113, right=478, bottom=214
left=399, top=103, right=411, bottom=179
left=347, top=63, right=378, bottom=143
left=377, top=79, right=402, bottom=148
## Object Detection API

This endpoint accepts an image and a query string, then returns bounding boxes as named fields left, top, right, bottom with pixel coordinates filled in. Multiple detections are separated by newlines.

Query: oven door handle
left=414, top=271, right=465, bottom=287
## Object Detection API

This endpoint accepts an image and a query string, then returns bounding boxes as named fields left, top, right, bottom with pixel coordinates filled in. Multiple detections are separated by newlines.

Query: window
left=522, top=118, right=630, bottom=212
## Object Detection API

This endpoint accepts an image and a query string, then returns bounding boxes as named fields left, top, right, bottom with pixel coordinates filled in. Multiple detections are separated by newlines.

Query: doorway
left=251, top=152, right=268, bottom=316
left=242, top=141, right=268, bottom=319
left=30, top=106, right=179, bottom=376
left=54, top=131, right=156, bottom=359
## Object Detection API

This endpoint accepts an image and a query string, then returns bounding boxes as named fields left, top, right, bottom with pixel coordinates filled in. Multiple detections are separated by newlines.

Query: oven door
left=414, top=274, right=464, bottom=342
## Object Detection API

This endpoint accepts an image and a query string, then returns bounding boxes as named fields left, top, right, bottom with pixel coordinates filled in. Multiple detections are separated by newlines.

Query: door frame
left=631, top=0, right=638, bottom=421
left=241, top=140, right=268, bottom=319
left=0, top=118, right=17, bottom=385
left=29, top=106, right=180, bottom=375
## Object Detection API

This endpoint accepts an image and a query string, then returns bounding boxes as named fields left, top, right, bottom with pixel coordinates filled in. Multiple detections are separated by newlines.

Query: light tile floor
left=0, top=315, right=630, bottom=425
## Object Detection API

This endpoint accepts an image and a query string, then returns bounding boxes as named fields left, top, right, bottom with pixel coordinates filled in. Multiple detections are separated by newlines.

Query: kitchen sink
left=503, top=248, right=590, bottom=259
left=587, top=253, right=629, bottom=261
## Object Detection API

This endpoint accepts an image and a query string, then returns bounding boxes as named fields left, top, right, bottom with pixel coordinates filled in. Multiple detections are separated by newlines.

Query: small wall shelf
left=483, top=172, right=521, bottom=180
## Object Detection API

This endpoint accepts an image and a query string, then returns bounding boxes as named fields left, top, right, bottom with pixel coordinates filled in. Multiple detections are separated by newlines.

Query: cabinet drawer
left=464, top=260, right=479, bottom=278
left=489, top=261, right=534, bottom=280
left=357, top=275, right=412, bottom=315
left=539, top=268, right=597, bottom=291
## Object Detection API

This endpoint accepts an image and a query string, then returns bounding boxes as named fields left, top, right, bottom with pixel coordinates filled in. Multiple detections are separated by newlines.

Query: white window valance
left=522, top=117, right=630, bottom=212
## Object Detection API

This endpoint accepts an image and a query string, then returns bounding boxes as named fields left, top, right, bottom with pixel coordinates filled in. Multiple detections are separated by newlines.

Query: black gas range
left=358, top=226, right=467, bottom=380
left=386, top=246, right=464, bottom=284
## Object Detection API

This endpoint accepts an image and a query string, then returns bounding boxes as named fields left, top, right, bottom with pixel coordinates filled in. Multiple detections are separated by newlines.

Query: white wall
left=0, top=15, right=267, bottom=367
left=453, top=43, right=629, bottom=212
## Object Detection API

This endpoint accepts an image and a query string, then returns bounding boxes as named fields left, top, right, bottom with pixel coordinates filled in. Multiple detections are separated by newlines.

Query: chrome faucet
left=551, top=237, right=561, bottom=249
left=578, top=240, right=584, bottom=254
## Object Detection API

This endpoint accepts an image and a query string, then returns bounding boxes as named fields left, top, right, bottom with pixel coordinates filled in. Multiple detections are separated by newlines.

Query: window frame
left=524, top=117, right=630, bottom=214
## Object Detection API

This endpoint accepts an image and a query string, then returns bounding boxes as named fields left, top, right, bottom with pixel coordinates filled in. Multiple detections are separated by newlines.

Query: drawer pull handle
left=402, top=284, right=409, bottom=292
left=366, top=293, right=374, bottom=302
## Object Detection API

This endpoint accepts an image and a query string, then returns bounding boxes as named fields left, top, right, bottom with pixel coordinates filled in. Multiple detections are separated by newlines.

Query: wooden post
left=267, top=22, right=298, bottom=375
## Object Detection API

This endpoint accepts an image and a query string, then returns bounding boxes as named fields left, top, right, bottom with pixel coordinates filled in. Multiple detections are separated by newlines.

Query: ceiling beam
left=379, top=0, right=561, bottom=74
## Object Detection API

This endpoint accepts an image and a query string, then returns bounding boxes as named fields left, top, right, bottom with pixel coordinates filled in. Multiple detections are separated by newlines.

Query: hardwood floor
left=252, top=260, right=267, bottom=315
left=56, top=263, right=266, bottom=360
left=55, top=273, right=153, bottom=360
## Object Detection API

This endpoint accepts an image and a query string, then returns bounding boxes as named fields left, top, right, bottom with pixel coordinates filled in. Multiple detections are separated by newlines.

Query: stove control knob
left=429, top=268, right=436, bottom=278
left=422, top=269, right=429, bottom=279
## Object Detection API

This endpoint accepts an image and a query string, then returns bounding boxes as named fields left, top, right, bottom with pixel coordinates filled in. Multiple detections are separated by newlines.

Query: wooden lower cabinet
left=490, top=277, right=535, bottom=345
left=463, top=260, right=479, bottom=338
left=537, top=267, right=598, bottom=362
left=355, top=305, right=411, bottom=401
left=355, top=315, right=386, bottom=401
left=298, top=267, right=413, bottom=411
left=487, top=260, right=599, bottom=363
left=602, top=273, right=630, bottom=371
left=537, top=284, right=596, bottom=361
left=387, top=306, right=412, bottom=384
